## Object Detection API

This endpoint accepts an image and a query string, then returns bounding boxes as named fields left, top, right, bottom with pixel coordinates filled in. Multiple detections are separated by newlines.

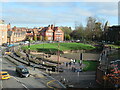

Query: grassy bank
left=82, top=60, right=99, bottom=71
left=108, top=44, right=120, bottom=49
left=22, top=43, right=95, bottom=53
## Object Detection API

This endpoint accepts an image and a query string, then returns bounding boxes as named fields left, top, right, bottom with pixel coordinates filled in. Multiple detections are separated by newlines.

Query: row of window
left=46, top=33, right=62, bottom=35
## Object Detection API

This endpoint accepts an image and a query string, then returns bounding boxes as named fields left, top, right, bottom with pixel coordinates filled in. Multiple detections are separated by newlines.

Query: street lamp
left=27, top=38, right=30, bottom=66
left=42, top=36, right=44, bottom=61
left=57, top=41, right=60, bottom=73
left=80, top=53, right=83, bottom=66
left=57, top=37, right=60, bottom=73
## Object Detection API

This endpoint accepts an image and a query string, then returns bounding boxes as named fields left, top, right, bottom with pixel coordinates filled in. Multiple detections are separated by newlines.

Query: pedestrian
left=43, top=61, right=45, bottom=64
left=71, top=59, right=73, bottom=62
left=109, top=46, right=111, bottom=51
left=69, top=62, right=71, bottom=67
left=77, top=71, right=80, bottom=76
left=33, top=65, right=35, bottom=70
left=64, top=62, right=66, bottom=65
left=66, top=62, right=68, bottom=67
left=73, top=59, right=76, bottom=65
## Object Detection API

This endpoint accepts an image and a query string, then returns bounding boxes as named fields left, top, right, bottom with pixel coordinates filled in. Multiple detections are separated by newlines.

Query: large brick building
left=8, top=26, right=26, bottom=44
left=40, top=25, right=64, bottom=41
left=0, top=20, right=8, bottom=45
left=26, top=25, right=64, bottom=41
left=0, top=22, right=64, bottom=45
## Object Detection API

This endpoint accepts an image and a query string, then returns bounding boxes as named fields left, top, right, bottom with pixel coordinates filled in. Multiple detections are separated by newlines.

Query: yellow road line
left=47, top=80, right=56, bottom=89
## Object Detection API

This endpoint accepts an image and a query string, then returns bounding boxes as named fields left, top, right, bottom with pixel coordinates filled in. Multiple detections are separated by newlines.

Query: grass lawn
left=22, top=43, right=95, bottom=53
left=82, top=60, right=99, bottom=71
left=108, top=44, right=120, bottom=49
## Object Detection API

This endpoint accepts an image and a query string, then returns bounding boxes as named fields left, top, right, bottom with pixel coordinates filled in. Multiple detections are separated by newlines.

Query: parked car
left=5, top=51, right=11, bottom=55
left=24, top=41, right=29, bottom=45
left=51, top=67, right=64, bottom=72
left=19, top=42, right=24, bottom=45
left=47, top=41, right=53, bottom=43
left=0, top=71, right=11, bottom=80
left=4, top=48, right=11, bottom=55
left=16, top=65, right=30, bottom=78
left=7, top=44, right=14, bottom=47
left=2, top=43, right=8, bottom=47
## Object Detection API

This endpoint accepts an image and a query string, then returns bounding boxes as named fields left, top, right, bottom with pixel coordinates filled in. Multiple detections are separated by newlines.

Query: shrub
left=115, top=41, right=120, bottom=45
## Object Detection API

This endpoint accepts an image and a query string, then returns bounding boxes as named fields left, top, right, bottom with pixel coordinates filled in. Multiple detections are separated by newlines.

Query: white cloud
left=0, top=0, right=120, bottom=2
left=1, top=2, right=118, bottom=26
left=98, top=9, right=118, bottom=16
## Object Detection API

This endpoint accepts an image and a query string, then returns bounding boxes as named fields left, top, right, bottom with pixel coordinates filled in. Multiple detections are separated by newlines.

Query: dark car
left=16, top=65, right=30, bottom=77
left=2, top=43, right=8, bottom=47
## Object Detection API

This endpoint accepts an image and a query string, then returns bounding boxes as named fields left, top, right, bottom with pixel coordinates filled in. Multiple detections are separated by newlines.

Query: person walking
left=69, top=62, right=71, bottom=67
left=73, top=59, right=76, bottom=65
left=66, top=62, right=68, bottom=67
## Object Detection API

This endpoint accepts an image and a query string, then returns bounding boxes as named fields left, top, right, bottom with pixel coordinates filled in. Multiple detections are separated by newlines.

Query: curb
left=4, top=55, right=18, bottom=66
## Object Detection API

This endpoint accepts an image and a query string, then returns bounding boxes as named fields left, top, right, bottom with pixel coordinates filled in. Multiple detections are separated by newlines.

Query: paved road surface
left=0, top=56, right=47, bottom=89
left=0, top=47, right=65, bottom=89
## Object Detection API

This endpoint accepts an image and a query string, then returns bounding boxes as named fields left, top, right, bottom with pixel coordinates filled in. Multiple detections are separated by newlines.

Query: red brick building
left=40, top=25, right=64, bottom=41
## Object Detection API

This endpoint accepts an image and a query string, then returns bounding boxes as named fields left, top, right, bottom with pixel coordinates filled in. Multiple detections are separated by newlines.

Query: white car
left=115, top=60, right=120, bottom=62
left=24, top=41, right=29, bottom=45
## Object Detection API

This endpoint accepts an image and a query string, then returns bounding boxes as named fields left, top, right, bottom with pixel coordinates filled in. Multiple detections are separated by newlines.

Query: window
left=56, top=33, right=62, bottom=35
left=46, top=33, right=53, bottom=35
left=48, top=37, right=53, bottom=40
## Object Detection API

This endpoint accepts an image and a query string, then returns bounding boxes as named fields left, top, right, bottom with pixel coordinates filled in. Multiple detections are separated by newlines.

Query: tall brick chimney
left=7, top=23, right=11, bottom=31
left=51, top=24, right=54, bottom=29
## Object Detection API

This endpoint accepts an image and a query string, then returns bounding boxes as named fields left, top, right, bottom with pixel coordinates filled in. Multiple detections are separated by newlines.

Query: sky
left=0, top=1, right=119, bottom=30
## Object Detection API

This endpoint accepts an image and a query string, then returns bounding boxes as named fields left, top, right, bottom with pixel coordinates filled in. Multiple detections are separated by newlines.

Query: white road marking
left=11, top=76, right=29, bottom=90
left=0, top=81, right=3, bottom=89
left=21, top=84, right=29, bottom=90
left=0, top=58, right=2, bottom=62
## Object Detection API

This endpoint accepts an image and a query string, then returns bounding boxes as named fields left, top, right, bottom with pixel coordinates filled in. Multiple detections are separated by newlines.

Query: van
left=16, top=65, right=30, bottom=77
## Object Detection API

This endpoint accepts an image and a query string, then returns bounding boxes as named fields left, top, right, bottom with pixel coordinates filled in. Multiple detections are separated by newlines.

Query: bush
left=82, top=60, right=99, bottom=71
left=115, top=41, right=120, bottom=45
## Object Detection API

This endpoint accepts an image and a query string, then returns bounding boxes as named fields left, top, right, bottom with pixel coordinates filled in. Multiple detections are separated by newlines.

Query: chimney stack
left=51, top=24, right=54, bottom=29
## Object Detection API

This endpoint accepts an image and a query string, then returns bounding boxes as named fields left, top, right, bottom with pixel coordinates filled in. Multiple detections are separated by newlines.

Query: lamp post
left=27, top=38, right=30, bottom=66
left=80, top=53, right=83, bottom=66
left=57, top=41, right=60, bottom=73
left=57, top=37, right=60, bottom=73
left=43, top=36, right=44, bottom=61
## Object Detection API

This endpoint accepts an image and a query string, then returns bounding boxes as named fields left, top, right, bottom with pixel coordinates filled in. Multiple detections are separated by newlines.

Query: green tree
left=93, top=22, right=103, bottom=41
left=85, top=17, right=96, bottom=40
left=33, top=35, right=37, bottom=41
left=85, top=17, right=103, bottom=41
left=65, top=34, right=71, bottom=40
left=71, top=24, right=85, bottom=40
left=60, top=26, right=72, bottom=35
left=39, top=35, right=43, bottom=41
left=60, top=26, right=72, bottom=40
left=44, top=36, right=48, bottom=41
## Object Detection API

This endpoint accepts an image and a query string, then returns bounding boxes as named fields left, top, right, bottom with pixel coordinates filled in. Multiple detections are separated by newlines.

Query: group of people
left=65, top=59, right=75, bottom=67
left=64, top=59, right=83, bottom=72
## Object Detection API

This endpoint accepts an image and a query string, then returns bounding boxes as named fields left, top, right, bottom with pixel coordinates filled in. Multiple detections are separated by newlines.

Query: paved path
left=61, top=53, right=100, bottom=61
left=51, top=63, right=100, bottom=88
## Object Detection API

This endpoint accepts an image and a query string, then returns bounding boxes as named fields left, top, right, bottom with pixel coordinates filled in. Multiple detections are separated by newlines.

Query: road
left=0, top=55, right=47, bottom=89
